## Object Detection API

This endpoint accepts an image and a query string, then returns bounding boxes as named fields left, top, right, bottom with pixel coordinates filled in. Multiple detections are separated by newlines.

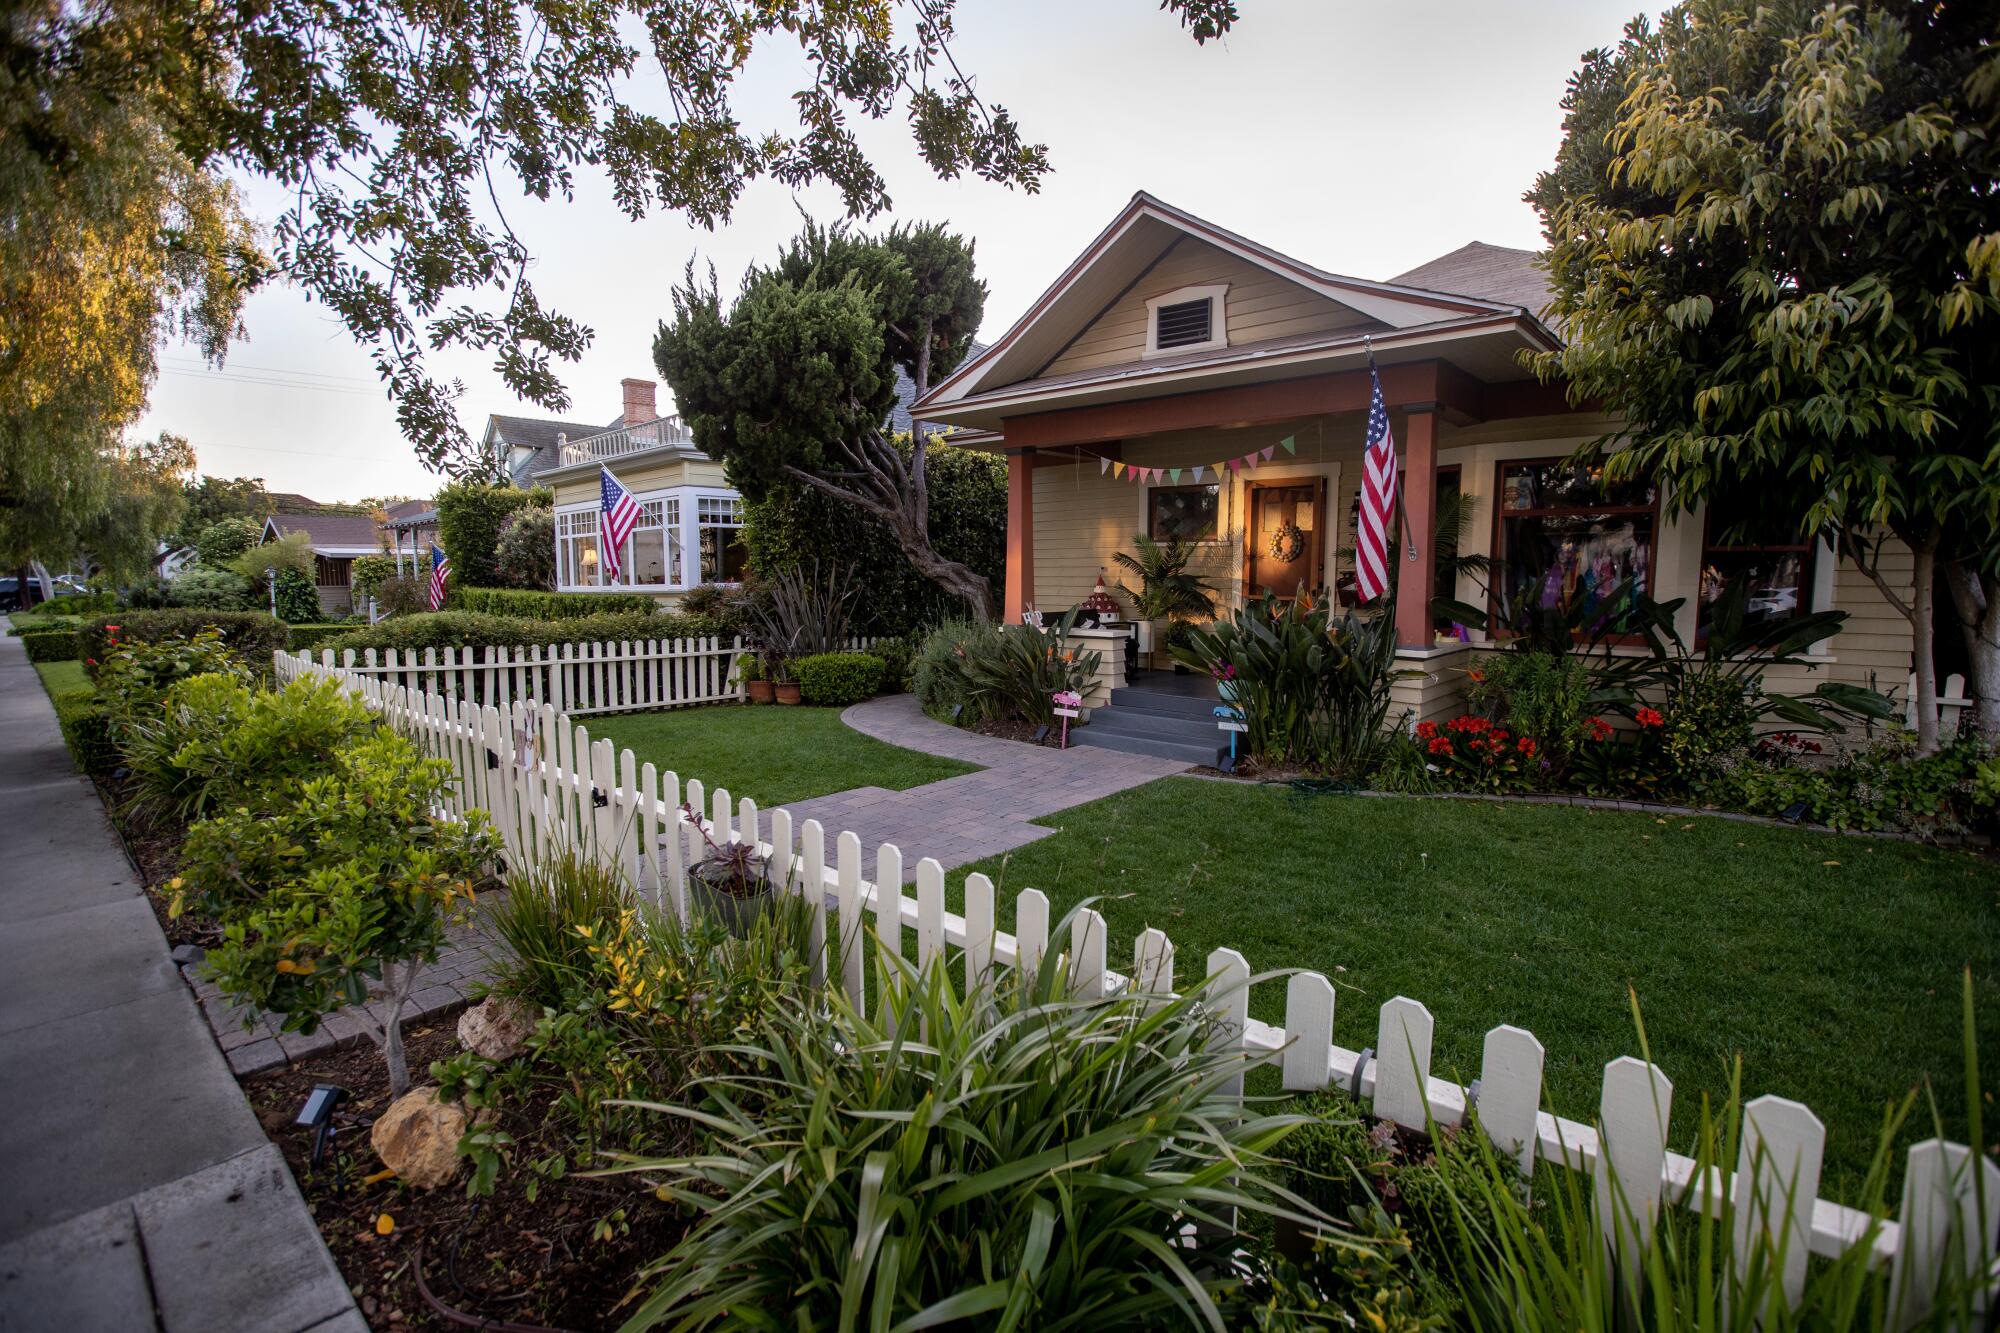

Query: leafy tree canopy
left=6, top=0, right=1237, bottom=475
left=659, top=220, right=994, bottom=613
left=1528, top=0, right=2000, bottom=742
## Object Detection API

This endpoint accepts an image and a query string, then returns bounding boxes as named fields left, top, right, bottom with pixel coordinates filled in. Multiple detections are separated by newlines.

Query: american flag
left=428, top=543, right=451, bottom=611
left=1353, top=352, right=1399, bottom=603
left=599, top=466, right=640, bottom=582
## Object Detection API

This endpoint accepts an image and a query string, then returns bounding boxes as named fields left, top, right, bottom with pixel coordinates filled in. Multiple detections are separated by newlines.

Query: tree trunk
left=783, top=454, right=996, bottom=621
left=29, top=561, right=54, bottom=604
left=1908, top=542, right=1940, bottom=755
left=1943, top=564, right=1999, bottom=741
left=355, top=960, right=415, bottom=1097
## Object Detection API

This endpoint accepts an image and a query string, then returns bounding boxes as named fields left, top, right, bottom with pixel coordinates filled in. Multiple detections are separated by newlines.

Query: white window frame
left=690, top=488, right=747, bottom=587
left=1144, top=283, right=1229, bottom=359
left=555, top=486, right=742, bottom=593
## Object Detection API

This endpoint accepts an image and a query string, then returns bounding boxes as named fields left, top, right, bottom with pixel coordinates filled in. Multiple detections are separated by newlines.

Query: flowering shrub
left=1417, top=716, right=1542, bottom=792
left=95, top=630, right=250, bottom=737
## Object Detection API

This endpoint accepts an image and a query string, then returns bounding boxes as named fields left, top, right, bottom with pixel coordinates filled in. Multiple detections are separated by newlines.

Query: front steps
left=1073, top=682, right=1230, bottom=767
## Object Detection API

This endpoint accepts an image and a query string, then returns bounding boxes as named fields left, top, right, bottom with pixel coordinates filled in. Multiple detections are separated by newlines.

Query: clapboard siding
left=1036, top=239, right=1374, bottom=379
left=548, top=454, right=731, bottom=509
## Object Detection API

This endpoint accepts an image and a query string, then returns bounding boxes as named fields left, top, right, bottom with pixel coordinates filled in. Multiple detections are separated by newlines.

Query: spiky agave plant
left=602, top=906, right=1348, bottom=1331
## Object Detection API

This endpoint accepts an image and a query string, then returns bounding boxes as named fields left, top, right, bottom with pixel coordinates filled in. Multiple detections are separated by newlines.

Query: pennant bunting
left=1260, top=445, right=1276, bottom=463
left=1112, top=461, right=1126, bottom=479
left=1168, top=468, right=1182, bottom=484
left=1279, top=435, right=1297, bottom=455
left=1193, top=465, right=1206, bottom=483
left=1099, top=456, right=1110, bottom=475
left=1227, top=457, right=1241, bottom=474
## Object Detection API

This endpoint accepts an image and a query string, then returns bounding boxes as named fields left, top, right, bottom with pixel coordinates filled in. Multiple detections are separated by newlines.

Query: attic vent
left=1153, top=298, right=1213, bottom=350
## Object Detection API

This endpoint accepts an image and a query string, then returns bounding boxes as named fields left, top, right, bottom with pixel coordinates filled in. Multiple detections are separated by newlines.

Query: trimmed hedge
left=319, top=610, right=728, bottom=658
left=436, top=481, right=548, bottom=589
left=80, top=611, right=291, bottom=676
left=454, top=587, right=659, bottom=620
left=52, top=691, right=114, bottom=774
left=793, top=652, right=885, bottom=707
left=21, top=629, right=80, bottom=662
left=285, top=624, right=354, bottom=653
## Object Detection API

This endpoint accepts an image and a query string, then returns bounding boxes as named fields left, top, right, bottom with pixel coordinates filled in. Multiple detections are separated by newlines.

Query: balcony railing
left=557, top=416, right=696, bottom=467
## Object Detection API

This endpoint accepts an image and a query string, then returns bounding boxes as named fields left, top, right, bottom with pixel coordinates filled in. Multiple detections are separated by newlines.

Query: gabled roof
left=486, top=412, right=620, bottom=477
left=263, top=513, right=381, bottom=554
left=1390, top=242, right=1551, bottom=321
left=919, top=192, right=1547, bottom=417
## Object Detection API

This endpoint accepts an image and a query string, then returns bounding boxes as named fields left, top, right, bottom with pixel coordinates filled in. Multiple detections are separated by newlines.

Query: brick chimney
left=620, top=377, right=657, bottom=427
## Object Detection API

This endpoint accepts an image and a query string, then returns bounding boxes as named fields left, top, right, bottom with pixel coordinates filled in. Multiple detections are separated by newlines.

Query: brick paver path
left=778, top=694, right=1188, bottom=874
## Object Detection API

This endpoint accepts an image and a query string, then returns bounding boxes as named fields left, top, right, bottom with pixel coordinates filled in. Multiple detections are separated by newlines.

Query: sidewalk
left=0, top=626, right=360, bottom=1332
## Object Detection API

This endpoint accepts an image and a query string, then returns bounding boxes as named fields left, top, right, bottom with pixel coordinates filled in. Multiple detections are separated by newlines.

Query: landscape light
left=295, top=1083, right=348, bottom=1170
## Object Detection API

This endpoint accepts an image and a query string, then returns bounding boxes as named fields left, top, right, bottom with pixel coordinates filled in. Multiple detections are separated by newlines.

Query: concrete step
left=1106, top=683, right=1223, bottom=721
left=1072, top=726, right=1225, bottom=768
left=1084, top=706, right=1221, bottom=746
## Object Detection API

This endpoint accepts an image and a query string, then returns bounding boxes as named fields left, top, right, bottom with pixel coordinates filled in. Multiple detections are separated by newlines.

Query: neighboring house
left=913, top=191, right=1914, bottom=729
left=261, top=513, right=384, bottom=616
left=380, top=498, right=440, bottom=573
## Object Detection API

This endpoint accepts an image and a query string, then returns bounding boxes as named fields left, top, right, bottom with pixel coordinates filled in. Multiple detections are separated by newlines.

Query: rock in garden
left=456, top=994, right=536, bottom=1061
left=369, top=1087, right=465, bottom=1189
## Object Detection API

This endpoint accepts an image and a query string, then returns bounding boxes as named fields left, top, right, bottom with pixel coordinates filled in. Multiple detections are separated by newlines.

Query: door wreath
left=1267, top=520, right=1305, bottom=563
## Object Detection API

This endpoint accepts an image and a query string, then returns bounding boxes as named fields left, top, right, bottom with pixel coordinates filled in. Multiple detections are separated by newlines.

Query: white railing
left=282, top=653, right=1999, bottom=1325
left=556, top=416, right=696, bottom=467
left=1906, top=671, right=1975, bottom=734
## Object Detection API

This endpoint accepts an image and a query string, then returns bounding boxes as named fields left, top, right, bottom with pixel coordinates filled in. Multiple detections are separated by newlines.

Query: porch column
left=1003, top=447, right=1035, bottom=624
left=1395, top=407, right=1439, bottom=650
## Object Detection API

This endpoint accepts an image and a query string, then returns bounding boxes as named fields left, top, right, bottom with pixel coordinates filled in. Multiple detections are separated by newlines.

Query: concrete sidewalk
left=0, top=626, right=360, bottom=1332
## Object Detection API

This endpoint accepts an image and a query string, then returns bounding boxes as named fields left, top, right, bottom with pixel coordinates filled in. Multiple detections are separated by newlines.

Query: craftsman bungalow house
left=913, top=192, right=1914, bottom=747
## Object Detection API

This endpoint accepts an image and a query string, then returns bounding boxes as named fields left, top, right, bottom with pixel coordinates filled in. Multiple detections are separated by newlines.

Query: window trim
left=1487, top=457, right=1661, bottom=640
left=690, top=487, right=747, bottom=587
left=1145, top=482, right=1223, bottom=545
left=1143, top=284, right=1229, bottom=359
left=1695, top=500, right=1817, bottom=641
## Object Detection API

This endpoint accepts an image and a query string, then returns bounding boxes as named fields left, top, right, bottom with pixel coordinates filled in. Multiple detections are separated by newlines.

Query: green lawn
left=958, top=779, right=2000, bottom=1194
left=34, top=659, right=90, bottom=697
left=587, top=704, right=977, bottom=808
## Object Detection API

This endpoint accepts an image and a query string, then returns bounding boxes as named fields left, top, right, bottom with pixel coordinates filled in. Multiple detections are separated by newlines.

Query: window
left=1699, top=490, right=1814, bottom=635
left=313, top=555, right=352, bottom=588
left=619, top=498, right=676, bottom=589
left=1493, top=460, right=1656, bottom=629
left=1144, top=284, right=1228, bottom=357
left=1148, top=484, right=1220, bottom=543
left=697, top=494, right=746, bottom=584
left=557, top=509, right=602, bottom=587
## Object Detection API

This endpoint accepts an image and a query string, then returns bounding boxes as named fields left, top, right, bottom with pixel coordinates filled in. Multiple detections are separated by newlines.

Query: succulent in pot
left=684, top=802, right=773, bottom=935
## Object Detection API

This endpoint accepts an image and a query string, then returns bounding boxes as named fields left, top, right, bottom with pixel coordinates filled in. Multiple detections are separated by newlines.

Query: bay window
left=556, top=509, right=602, bottom=587
left=696, top=494, right=746, bottom=584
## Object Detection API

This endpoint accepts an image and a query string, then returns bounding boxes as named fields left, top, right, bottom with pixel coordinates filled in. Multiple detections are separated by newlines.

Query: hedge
left=436, top=481, right=549, bottom=589
left=454, top=587, right=659, bottom=620
left=21, top=629, right=80, bottom=662
left=79, top=610, right=291, bottom=676
left=792, top=652, right=885, bottom=707
left=319, top=610, right=728, bottom=658
left=285, top=624, right=355, bottom=653
left=52, top=691, right=114, bottom=775
left=743, top=439, right=1004, bottom=638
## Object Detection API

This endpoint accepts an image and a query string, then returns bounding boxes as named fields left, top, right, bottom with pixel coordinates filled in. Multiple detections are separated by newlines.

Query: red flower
left=1467, top=669, right=1485, bottom=683
left=1636, top=707, right=1665, bottom=729
left=1587, top=716, right=1613, bottom=742
left=1415, top=721, right=1438, bottom=740
left=1427, top=736, right=1453, bottom=755
left=1517, top=737, right=1537, bottom=756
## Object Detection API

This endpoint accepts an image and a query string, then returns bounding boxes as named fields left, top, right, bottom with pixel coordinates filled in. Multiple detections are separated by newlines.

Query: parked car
left=0, top=575, right=92, bottom=613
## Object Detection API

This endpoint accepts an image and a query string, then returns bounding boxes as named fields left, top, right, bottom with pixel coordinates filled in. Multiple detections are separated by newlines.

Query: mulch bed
left=90, top=770, right=219, bottom=949
left=246, top=1024, right=689, bottom=1332
left=968, top=718, right=1060, bottom=746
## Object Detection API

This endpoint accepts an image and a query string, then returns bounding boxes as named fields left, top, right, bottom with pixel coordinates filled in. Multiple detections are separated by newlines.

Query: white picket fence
left=286, top=635, right=874, bottom=718
left=1906, top=672, right=1975, bottom=735
left=277, top=651, right=1998, bottom=1324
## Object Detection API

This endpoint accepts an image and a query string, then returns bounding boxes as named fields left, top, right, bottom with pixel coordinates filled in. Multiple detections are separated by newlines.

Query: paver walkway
left=0, top=625, right=361, bottom=1332
left=779, top=694, right=1188, bottom=873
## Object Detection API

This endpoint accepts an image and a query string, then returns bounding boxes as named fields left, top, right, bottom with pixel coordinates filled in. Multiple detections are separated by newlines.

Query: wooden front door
left=1244, top=478, right=1326, bottom=602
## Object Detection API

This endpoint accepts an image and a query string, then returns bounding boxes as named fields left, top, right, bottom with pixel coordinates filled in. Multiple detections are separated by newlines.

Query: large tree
left=5, top=0, right=1238, bottom=478
left=656, top=221, right=994, bottom=614
left=1529, top=0, right=2000, bottom=750
left=2, top=432, right=194, bottom=595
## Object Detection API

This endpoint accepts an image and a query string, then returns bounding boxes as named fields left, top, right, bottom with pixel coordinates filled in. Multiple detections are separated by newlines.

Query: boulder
left=369, top=1087, right=465, bottom=1189
left=456, top=995, right=537, bottom=1062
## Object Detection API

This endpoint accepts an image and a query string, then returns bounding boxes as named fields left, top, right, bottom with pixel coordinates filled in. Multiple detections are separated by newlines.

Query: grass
left=587, top=703, right=977, bottom=808
left=34, top=659, right=90, bottom=698
left=957, top=778, right=2000, bottom=1195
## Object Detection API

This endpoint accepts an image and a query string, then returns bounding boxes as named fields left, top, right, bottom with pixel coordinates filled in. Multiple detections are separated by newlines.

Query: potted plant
left=683, top=802, right=773, bottom=936
left=1114, top=534, right=1217, bottom=670
left=740, top=652, right=774, bottom=704
left=771, top=660, right=802, bottom=705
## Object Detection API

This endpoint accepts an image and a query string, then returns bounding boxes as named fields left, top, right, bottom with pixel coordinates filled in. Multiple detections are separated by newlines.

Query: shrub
left=372, top=573, right=430, bottom=616
left=81, top=610, right=290, bottom=676
left=604, top=914, right=1320, bottom=1329
left=349, top=554, right=399, bottom=599
left=1462, top=650, right=1598, bottom=774
left=123, top=674, right=377, bottom=822
left=791, top=651, right=884, bottom=706
left=53, top=692, right=114, bottom=775
left=488, top=849, right=635, bottom=1009
left=869, top=634, right=913, bottom=694
left=176, top=728, right=500, bottom=1094
left=1416, top=716, right=1543, bottom=793
left=455, top=587, right=657, bottom=620
left=1713, top=730, right=1990, bottom=835
left=20, top=629, right=79, bottom=662
left=166, top=566, right=256, bottom=610
left=436, top=480, right=548, bottom=589
left=284, top=624, right=351, bottom=654
left=271, top=566, right=320, bottom=622
left=321, top=610, right=723, bottom=658
left=912, top=615, right=1002, bottom=719
left=740, top=562, right=858, bottom=675
left=94, top=630, right=251, bottom=730
left=194, top=517, right=262, bottom=567
left=955, top=610, right=1101, bottom=725
left=491, top=506, right=556, bottom=589
left=742, top=439, right=1004, bottom=637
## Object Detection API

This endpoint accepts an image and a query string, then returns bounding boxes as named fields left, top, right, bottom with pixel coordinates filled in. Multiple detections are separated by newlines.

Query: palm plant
left=1113, top=532, right=1218, bottom=621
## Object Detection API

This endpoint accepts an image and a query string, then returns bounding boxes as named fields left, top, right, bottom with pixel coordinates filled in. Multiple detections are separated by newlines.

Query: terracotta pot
left=746, top=679, right=775, bottom=704
left=774, top=681, right=802, bottom=705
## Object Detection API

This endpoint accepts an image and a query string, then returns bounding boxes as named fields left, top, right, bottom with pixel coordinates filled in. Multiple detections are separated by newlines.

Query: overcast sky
left=137, top=0, right=1641, bottom=503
